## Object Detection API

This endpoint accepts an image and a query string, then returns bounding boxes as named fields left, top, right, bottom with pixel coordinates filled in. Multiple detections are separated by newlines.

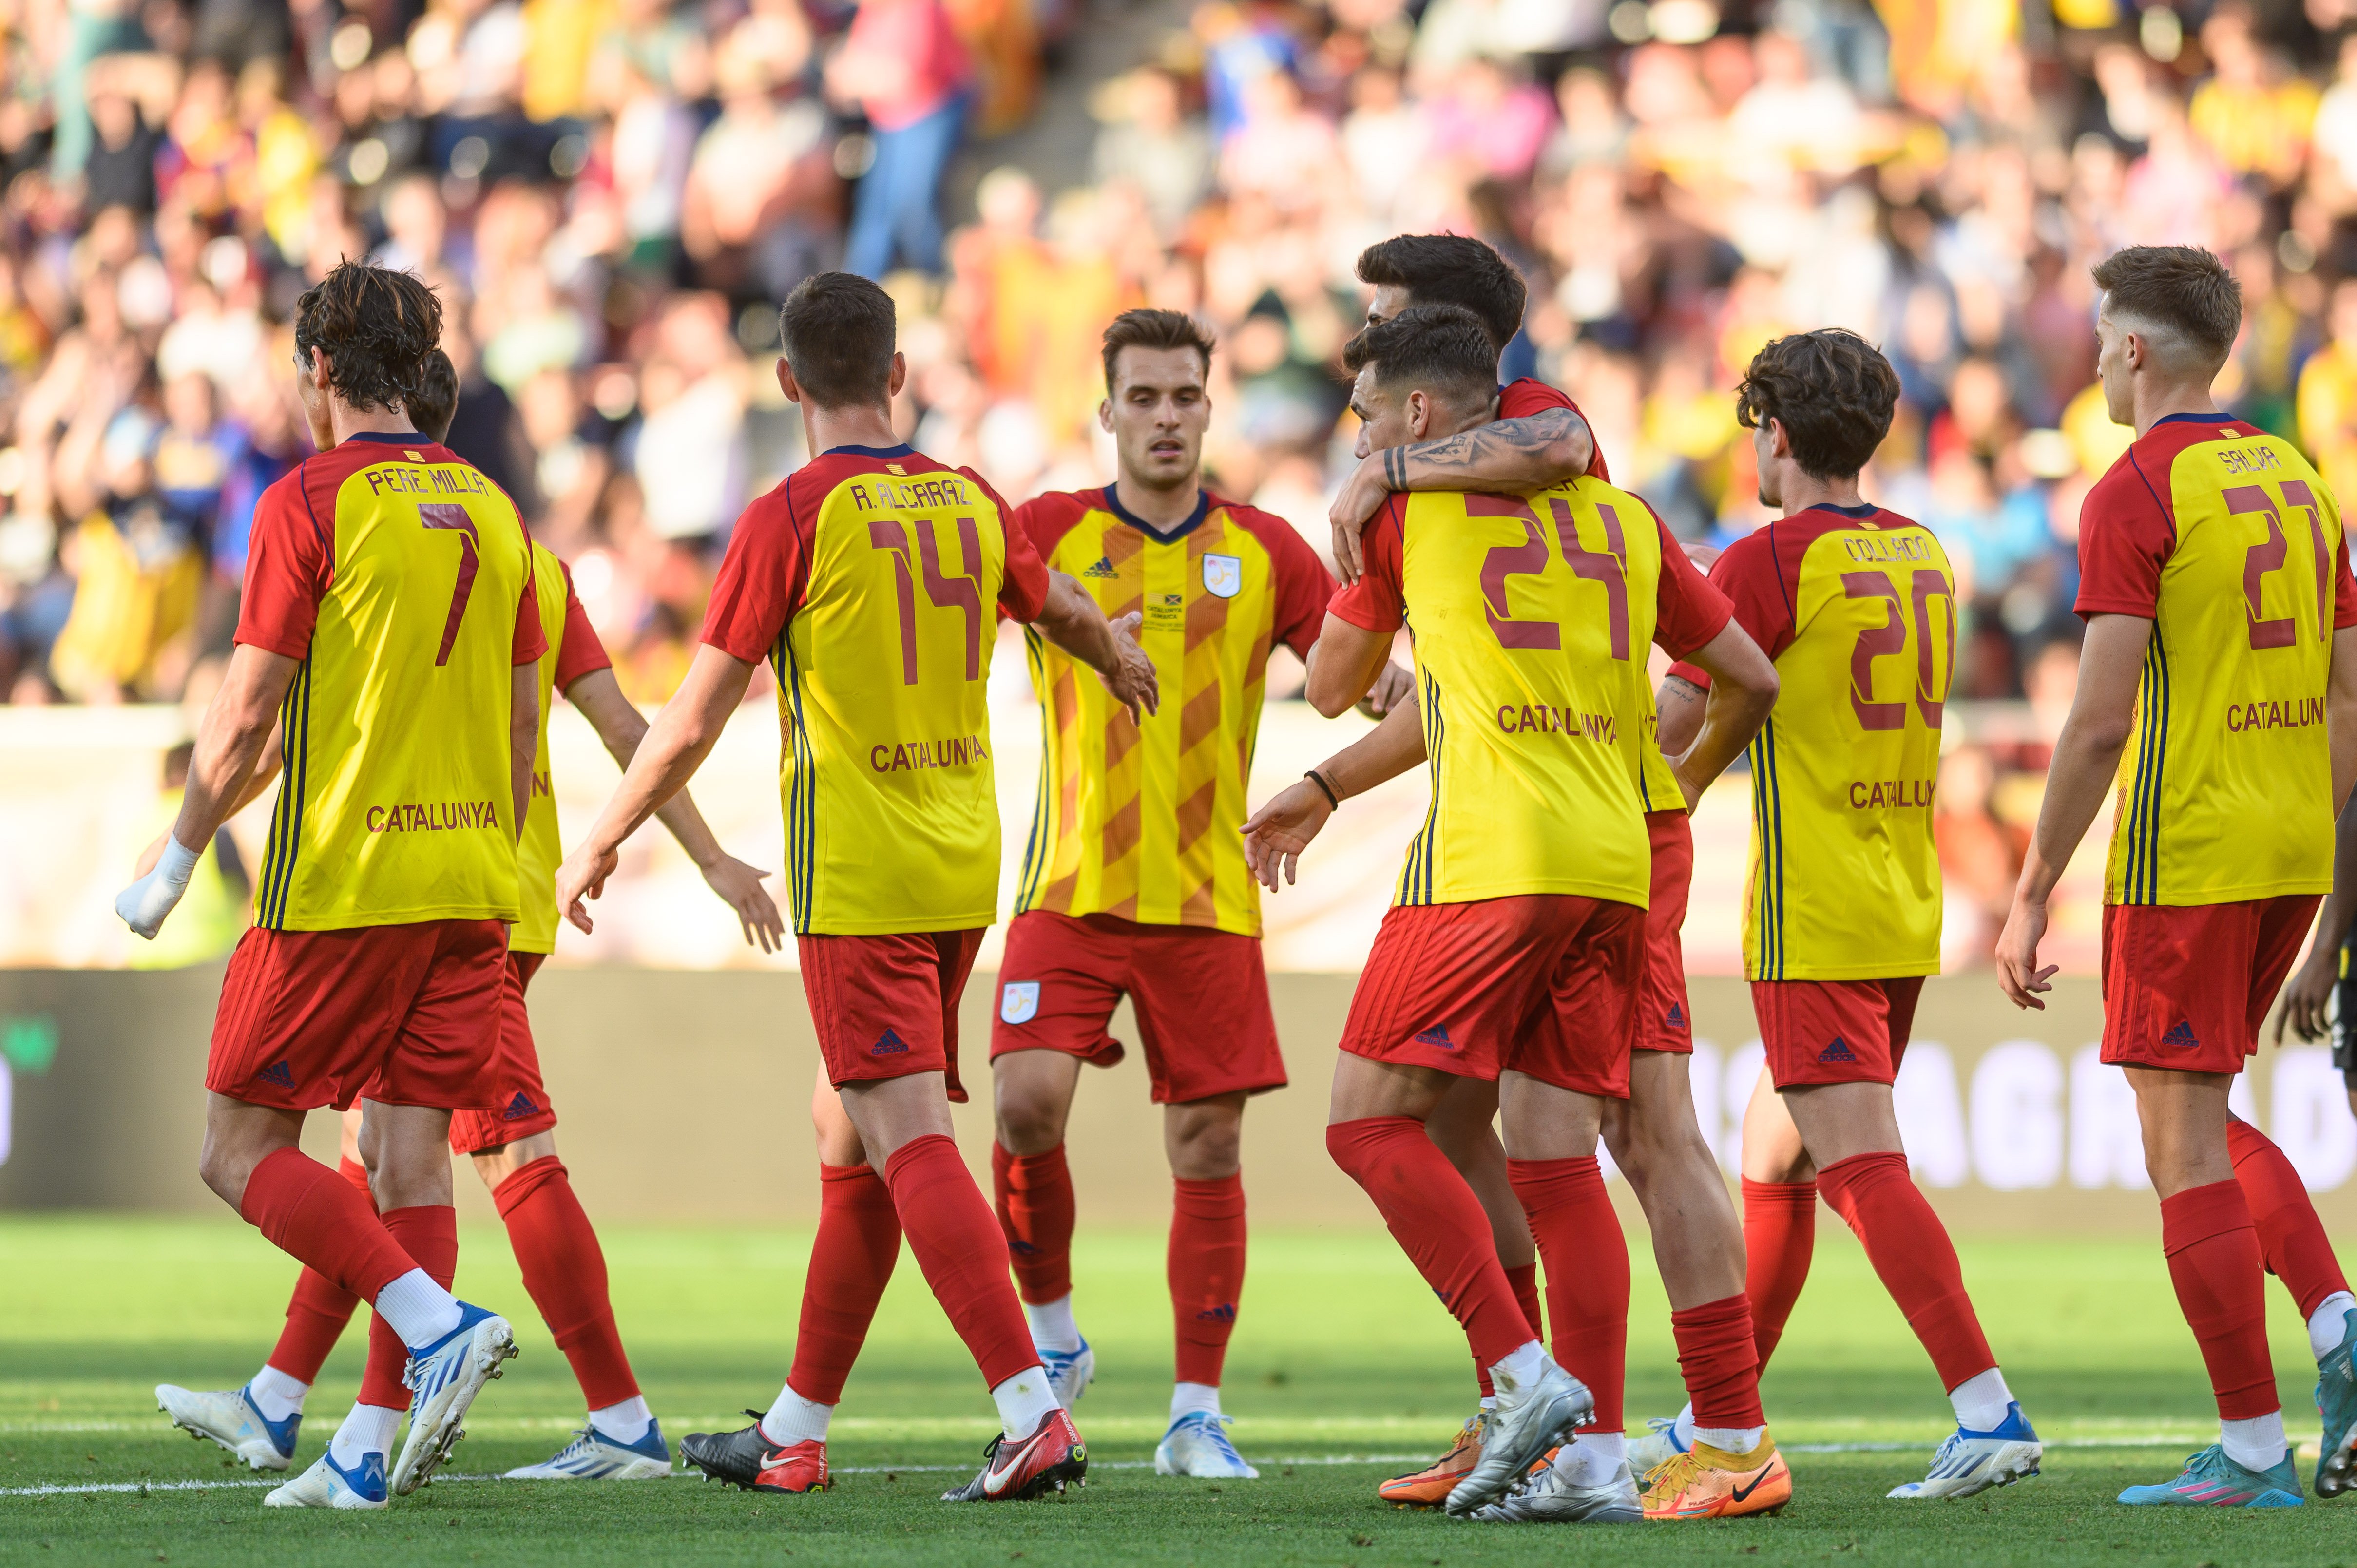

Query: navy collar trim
left=824, top=442, right=916, bottom=458
left=346, top=430, right=427, bottom=444
left=2154, top=412, right=2236, bottom=427
left=1102, top=485, right=1210, bottom=542
left=1808, top=501, right=1881, bottom=519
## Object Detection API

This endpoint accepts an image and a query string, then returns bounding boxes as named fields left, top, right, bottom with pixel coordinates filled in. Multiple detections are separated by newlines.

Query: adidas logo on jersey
left=870, top=1029, right=911, bottom=1056
left=1818, top=1037, right=1858, bottom=1063
left=1412, top=1024, right=1458, bottom=1051
left=2162, top=1020, right=2202, bottom=1049
left=257, top=1060, right=296, bottom=1087
left=1666, top=1002, right=1686, bottom=1028
left=501, top=1091, right=538, bottom=1119
left=1080, top=556, right=1118, bottom=579
left=1196, top=1302, right=1237, bottom=1323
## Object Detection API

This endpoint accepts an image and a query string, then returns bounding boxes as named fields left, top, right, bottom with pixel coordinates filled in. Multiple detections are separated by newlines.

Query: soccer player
left=986, top=309, right=1340, bottom=1480
left=1998, top=245, right=2357, bottom=1507
left=552, top=272, right=1157, bottom=1504
left=1281, top=305, right=1779, bottom=1520
left=114, top=262, right=534, bottom=1509
left=1652, top=328, right=2040, bottom=1502
left=154, top=355, right=792, bottom=1486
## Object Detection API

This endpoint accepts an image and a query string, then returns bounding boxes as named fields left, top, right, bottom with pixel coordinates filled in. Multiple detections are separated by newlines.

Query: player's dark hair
left=1342, top=304, right=1499, bottom=406
left=1355, top=235, right=1527, bottom=351
left=2090, top=244, right=2241, bottom=367
left=408, top=348, right=458, bottom=444
left=291, top=260, right=443, bottom=414
left=1101, top=308, right=1215, bottom=393
left=778, top=271, right=896, bottom=409
left=1735, top=328, right=1901, bottom=481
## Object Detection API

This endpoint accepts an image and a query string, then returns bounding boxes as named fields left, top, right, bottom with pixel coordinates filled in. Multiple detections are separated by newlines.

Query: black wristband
left=1304, top=769, right=1341, bottom=810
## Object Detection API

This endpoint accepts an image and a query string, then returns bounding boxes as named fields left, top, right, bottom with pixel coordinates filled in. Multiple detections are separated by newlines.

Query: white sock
left=1695, top=1424, right=1768, bottom=1453
left=1671, top=1401, right=1697, bottom=1448
left=1948, top=1367, right=2013, bottom=1433
left=2220, top=1410, right=2289, bottom=1473
left=249, top=1365, right=309, bottom=1423
left=1556, top=1430, right=1625, bottom=1484
left=759, top=1383, right=831, bottom=1447
left=1479, top=1395, right=1498, bottom=1413
left=373, top=1269, right=463, bottom=1351
left=1024, top=1294, right=1082, bottom=1355
left=1487, top=1339, right=1549, bottom=1398
left=329, top=1403, right=400, bottom=1470
left=1170, top=1382, right=1221, bottom=1422
left=991, top=1366, right=1063, bottom=1442
left=588, top=1395, right=653, bottom=1445
left=2310, top=1291, right=2357, bottom=1361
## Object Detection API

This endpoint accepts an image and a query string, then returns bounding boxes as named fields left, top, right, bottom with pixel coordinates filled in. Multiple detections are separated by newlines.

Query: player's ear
left=775, top=356, right=801, bottom=405
left=1406, top=389, right=1429, bottom=441
left=887, top=350, right=908, bottom=399
left=1099, top=396, right=1114, bottom=433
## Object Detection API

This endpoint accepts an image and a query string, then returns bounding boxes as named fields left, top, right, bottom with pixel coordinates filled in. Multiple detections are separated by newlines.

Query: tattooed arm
left=1328, top=406, right=1596, bottom=582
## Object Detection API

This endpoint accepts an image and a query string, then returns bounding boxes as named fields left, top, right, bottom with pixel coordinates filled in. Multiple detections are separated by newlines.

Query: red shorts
left=1637, top=811, right=1693, bottom=1054
left=988, top=911, right=1287, bottom=1104
left=1755, top=976, right=1927, bottom=1088
left=2101, top=896, right=2320, bottom=1074
left=448, top=953, right=556, bottom=1154
left=799, top=928, right=986, bottom=1103
left=1339, top=894, right=1644, bottom=1097
left=207, top=918, right=508, bottom=1111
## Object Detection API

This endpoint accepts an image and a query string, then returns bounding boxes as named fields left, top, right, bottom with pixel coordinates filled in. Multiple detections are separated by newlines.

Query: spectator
left=827, top=0, right=974, bottom=279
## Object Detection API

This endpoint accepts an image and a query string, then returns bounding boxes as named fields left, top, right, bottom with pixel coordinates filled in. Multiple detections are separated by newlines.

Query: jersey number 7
left=419, top=503, right=479, bottom=667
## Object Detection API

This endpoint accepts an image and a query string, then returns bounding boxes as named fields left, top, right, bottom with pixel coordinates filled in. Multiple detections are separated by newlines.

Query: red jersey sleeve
left=2074, top=450, right=2176, bottom=619
left=1650, top=515, right=1734, bottom=658
left=1226, top=501, right=1335, bottom=658
left=552, top=560, right=613, bottom=688
left=233, top=463, right=330, bottom=658
left=968, top=468, right=1049, bottom=622
left=701, top=481, right=811, bottom=662
left=1495, top=377, right=1609, bottom=483
left=1666, top=525, right=1799, bottom=687
left=1326, top=495, right=1409, bottom=633
left=2338, top=529, right=2357, bottom=630
left=510, top=532, right=547, bottom=666
left=1014, top=489, right=1092, bottom=563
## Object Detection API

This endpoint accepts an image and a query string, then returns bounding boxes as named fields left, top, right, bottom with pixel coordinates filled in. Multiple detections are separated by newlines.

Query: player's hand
left=1100, top=611, right=1159, bottom=723
left=1327, top=454, right=1390, bottom=586
left=554, top=843, right=620, bottom=935
left=1357, top=661, right=1415, bottom=720
left=133, top=829, right=170, bottom=879
left=2274, top=941, right=2339, bottom=1044
left=701, top=853, right=785, bottom=954
left=1682, top=540, right=1722, bottom=572
left=1994, top=893, right=2057, bottom=1011
left=116, top=833, right=200, bottom=939
left=1240, top=780, right=1334, bottom=891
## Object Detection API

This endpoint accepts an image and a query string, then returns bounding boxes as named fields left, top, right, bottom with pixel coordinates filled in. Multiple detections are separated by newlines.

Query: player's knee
left=1169, top=1112, right=1243, bottom=1180
left=994, top=1091, right=1067, bottom=1154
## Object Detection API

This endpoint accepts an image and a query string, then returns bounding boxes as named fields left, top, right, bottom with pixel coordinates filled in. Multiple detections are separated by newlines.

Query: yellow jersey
left=1010, top=487, right=1332, bottom=936
left=701, top=443, right=1050, bottom=935
left=2076, top=413, right=2352, bottom=905
left=1329, top=482, right=1732, bottom=908
left=1676, top=503, right=1957, bottom=981
left=236, top=432, right=544, bottom=932
left=513, top=551, right=615, bottom=955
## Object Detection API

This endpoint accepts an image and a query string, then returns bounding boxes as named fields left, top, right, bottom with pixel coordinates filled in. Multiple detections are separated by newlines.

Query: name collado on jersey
left=2226, top=696, right=2325, bottom=732
left=1496, top=703, right=1616, bottom=743
left=869, top=734, right=992, bottom=773
left=1839, top=534, right=1934, bottom=563
left=363, top=464, right=493, bottom=497
left=366, top=799, right=501, bottom=833
left=844, top=475, right=978, bottom=512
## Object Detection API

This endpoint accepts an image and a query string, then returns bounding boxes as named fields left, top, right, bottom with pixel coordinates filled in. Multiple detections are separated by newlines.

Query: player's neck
left=801, top=401, right=901, bottom=457
left=326, top=400, right=419, bottom=446
left=1111, top=471, right=1201, bottom=533
left=1775, top=468, right=1866, bottom=518
left=2127, top=378, right=2220, bottom=438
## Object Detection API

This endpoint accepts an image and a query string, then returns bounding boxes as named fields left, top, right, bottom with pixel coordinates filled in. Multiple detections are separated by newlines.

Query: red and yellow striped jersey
left=1331, top=479, right=1731, bottom=908
left=235, top=432, right=544, bottom=931
left=513, top=551, right=613, bottom=956
left=2077, top=413, right=2355, bottom=906
left=703, top=443, right=1049, bottom=935
left=1011, top=487, right=1332, bottom=936
left=1673, top=504, right=1957, bottom=981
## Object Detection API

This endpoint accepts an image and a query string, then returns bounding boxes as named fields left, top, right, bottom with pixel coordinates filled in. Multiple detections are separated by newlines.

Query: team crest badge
left=1000, top=982, right=1041, bottom=1024
left=1202, top=554, right=1242, bottom=599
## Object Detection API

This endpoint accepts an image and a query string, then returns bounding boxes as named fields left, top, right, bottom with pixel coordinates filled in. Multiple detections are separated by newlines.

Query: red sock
left=1170, top=1175, right=1246, bottom=1387
left=789, top=1162, right=902, bottom=1405
left=2228, top=1119, right=2352, bottom=1318
left=358, top=1205, right=457, bottom=1409
left=1509, top=1156, right=1628, bottom=1431
left=1817, top=1153, right=1994, bottom=1390
left=1741, top=1177, right=1816, bottom=1373
left=881, top=1134, right=1040, bottom=1388
left=1327, top=1118, right=1534, bottom=1371
left=992, top=1141, right=1076, bottom=1305
left=237, top=1148, right=418, bottom=1303
left=265, top=1158, right=373, bottom=1383
left=2162, top=1178, right=2280, bottom=1419
left=494, top=1157, right=639, bottom=1409
left=1670, top=1293, right=1765, bottom=1432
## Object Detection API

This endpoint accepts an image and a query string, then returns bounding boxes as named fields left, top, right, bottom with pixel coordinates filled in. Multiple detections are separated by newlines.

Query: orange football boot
left=1378, top=1410, right=1489, bottom=1508
left=1640, top=1435, right=1793, bottom=1519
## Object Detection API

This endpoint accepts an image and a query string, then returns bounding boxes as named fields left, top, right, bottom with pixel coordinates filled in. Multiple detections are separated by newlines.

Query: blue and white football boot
left=156, top=1383, right=300, bottom=1471
left=1039, top=1338, right=1095, bottom=1408
left=1154, top=1412, right=1259, bottom=1479
left=504, top=1420, right=674, bottom=1480
left=2314, top=1305, right=2357, bottom=1496
left=1886, top=1402, right=2042, bottom=1499
left=389, top=1302, right=516, bottom=1495
left=263, top=1449, right=388, bottom=1510
left=2120, top=1444, right=2304, bottom=1507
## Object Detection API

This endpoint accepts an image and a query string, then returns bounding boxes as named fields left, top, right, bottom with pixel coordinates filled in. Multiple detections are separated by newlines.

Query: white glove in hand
left=117, top=834, right=202, bottom=939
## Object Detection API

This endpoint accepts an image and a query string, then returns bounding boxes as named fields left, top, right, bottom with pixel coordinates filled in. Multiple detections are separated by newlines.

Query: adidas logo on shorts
left=502, top=1091, right=537, bottom=1119
left=2162, top=1020, right=2201, bottom=1049
left=1666, top=1002, right=1686, bottom=1028
left=1818, top=1037, right=1858, bottom=1064
left=1081, top=556, right=1118, bottom=579
left=1412, top=1024, right=1457, bottom=1051
left=870, top=1028, right=912, bottom=1056
left=257, top=1060, right=296, bottom=1087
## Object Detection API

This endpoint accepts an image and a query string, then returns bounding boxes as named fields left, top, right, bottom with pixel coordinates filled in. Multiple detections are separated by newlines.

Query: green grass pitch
left=4, top=1213, right=2356, bottom=1565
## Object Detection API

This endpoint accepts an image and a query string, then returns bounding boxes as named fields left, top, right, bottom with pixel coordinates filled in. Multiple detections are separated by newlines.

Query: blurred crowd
left=4, top=0, right=2357, bottom=945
